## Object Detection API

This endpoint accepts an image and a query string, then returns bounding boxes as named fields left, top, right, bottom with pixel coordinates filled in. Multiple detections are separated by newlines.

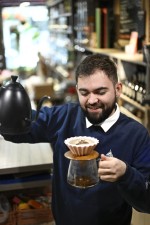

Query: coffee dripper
left=64, top=136, right=99, bottom=188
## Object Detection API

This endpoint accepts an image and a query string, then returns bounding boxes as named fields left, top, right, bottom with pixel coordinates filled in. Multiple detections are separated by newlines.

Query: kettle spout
left=35, top=95, right=51, bottom=121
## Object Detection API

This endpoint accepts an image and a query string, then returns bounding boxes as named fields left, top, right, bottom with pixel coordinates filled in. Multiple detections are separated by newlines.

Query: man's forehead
left=77, top=72, right=111, bottom=85
left=78, top=70, right=108, bottom=80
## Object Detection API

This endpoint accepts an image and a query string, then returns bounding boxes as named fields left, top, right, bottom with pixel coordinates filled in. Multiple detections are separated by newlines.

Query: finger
left=99, top=158, right=113, bottom=168
left=100, top=154, right=107, bottom=161
left=100, top=174, right=117, bottom=182
left=99, top=167, right=111, bottom=177
left=101, top=154, right=113, bottom=161
left=98, top=168, right=118, bottom=181
left=98, top=168, right=113, bottom=175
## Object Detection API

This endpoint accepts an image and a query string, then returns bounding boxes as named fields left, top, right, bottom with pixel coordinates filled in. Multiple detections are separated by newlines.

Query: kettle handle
left=35, top=95, right=51, bottom=121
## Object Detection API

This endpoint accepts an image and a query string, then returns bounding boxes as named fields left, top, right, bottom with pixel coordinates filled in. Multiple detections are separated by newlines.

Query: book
left=101, top=8, right=108, bottom=48
left=95, top=6, right=115, bottom=49
left=95, top=8, right=102, bottom=48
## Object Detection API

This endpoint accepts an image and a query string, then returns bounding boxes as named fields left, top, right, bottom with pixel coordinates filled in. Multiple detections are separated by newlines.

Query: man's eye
left=95, top=90, right=107, bottom=95
left=97, top=91, right=106, bottom=95
left=80, top=91, right=89, bottom=96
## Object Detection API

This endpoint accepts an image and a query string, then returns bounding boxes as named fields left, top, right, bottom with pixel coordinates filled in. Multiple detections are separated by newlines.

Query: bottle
left=136, top=69, right=146, bottom=104
left=131, top=73, right=137, bottom=101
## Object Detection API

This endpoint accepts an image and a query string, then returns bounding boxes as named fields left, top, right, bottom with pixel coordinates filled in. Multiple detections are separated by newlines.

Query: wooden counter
left=0, top=136, right=53, bottom=191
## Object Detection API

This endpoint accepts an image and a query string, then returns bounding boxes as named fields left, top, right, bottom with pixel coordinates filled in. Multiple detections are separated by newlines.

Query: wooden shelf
left=51, top=12, right=72, bottom=19
left=0, top=176, right=52, bottom=191
left=119, top=94, right=150, bottom=131
left=83, top=47, right=144, bottom=64
left=120, top=106, right=142, bottom=124
left=120, top=94, right=148, bottom=112
left=46, top=0, right=63, bottom=7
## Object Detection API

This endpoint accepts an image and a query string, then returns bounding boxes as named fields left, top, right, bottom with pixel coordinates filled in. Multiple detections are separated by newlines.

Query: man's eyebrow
left=95, top=87, right=108, bottom=91
left=78, top=87, right=108, bottom=92
left=78, top=88, right=88, bottom=91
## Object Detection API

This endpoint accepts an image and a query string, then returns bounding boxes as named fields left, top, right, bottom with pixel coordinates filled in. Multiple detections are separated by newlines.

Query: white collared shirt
left=86, top=104, right=120, bottom=132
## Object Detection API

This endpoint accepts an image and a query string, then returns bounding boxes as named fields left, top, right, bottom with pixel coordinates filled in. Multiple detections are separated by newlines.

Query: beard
left=81, top=97, right=117, bottom=125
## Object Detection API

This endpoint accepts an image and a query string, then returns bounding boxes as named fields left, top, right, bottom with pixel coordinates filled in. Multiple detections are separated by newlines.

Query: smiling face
left=76, top=70, right=122, bottom=124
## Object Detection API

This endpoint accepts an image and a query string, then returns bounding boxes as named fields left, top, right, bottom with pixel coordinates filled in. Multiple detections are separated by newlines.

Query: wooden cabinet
left=0, top=138, right=54, bottom=224
left=132, top=209, right=150, bottom=225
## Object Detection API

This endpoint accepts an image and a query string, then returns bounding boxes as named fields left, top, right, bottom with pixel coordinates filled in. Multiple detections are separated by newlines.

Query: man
left=3, top=54, right=150, bottom=225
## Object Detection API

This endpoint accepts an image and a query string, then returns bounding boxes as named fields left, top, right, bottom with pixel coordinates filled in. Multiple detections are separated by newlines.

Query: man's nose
left=88, top=93, right=98, bottom=104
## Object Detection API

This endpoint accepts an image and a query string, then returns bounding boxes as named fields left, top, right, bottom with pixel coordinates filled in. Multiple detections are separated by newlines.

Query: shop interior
left=0, top=0, right=150, bottom=225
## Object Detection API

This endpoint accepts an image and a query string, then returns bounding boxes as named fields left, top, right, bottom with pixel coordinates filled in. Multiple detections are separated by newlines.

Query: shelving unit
left=0, top=174, right=52, bottom=191
left=46, top=0, right=75, bottom=79
left=119, top=94, right=150, bottom=129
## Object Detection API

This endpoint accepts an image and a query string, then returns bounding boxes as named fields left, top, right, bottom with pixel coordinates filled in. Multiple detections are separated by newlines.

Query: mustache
left=86, top=103, right=104, bottom=109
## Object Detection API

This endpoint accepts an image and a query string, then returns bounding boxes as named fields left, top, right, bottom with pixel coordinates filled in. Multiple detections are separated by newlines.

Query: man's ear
left=115, top=82, right=122, bottom=98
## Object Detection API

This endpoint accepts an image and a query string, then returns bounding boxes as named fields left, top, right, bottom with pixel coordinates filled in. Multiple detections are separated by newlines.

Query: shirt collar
left=86, top=104, right=120, bottom=132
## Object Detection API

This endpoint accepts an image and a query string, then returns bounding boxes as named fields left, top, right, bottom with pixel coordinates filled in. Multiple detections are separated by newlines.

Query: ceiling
left=0, top=0, right=46, bottom=7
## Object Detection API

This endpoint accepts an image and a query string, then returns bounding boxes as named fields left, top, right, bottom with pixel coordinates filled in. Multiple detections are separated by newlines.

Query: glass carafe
left=65, top=150, right=99, bottom=188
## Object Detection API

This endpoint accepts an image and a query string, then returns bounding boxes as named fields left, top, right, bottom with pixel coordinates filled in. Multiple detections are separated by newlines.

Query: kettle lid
left=3, top=75, right=24, bottom=90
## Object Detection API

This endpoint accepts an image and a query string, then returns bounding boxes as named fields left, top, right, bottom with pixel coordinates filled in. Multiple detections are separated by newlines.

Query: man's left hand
left=98, top=154, right=127, bottom=182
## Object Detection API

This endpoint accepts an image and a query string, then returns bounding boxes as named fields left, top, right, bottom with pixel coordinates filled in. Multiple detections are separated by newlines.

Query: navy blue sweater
left=4, top=103, right=150, bottom=225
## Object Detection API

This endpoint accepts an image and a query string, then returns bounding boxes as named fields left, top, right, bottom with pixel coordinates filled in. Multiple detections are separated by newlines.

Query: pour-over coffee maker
left=64, top=136, right=99, bottom=188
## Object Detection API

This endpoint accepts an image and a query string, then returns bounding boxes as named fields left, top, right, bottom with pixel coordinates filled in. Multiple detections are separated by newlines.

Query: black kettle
left=0, top=75, right=50, bottom=135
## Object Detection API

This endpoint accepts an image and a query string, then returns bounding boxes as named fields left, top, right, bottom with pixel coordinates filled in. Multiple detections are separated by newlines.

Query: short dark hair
left=75, top=54, right=118, bottom=85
